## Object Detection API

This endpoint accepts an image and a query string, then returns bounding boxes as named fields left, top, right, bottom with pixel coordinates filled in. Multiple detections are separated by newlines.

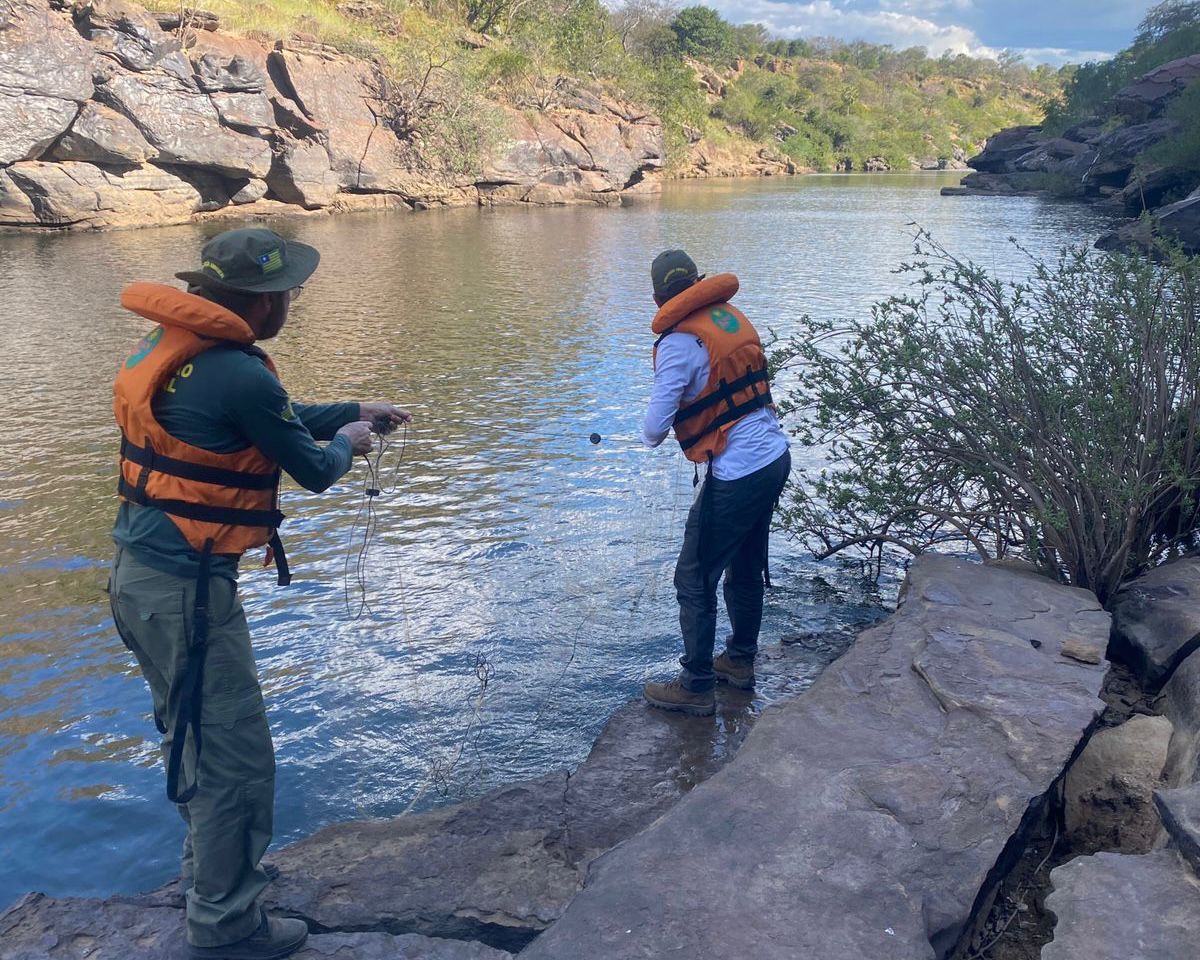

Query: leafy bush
left=1141, top=79, right=1200, bottom=182
left=773, top=233, right=1200, bottom=606
left=669, top=5, right=734, bottom=63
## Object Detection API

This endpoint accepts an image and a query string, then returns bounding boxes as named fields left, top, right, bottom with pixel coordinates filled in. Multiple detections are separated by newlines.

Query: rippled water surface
left=0, top=175, right=1111, bottom=907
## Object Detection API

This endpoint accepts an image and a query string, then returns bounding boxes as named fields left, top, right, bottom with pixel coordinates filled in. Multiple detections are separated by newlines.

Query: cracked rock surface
left=0, top=894, right=513, bottom=960
left=519, top=554, right=1109, bottom=960
left=1042, top=849, right=1200, bottom=960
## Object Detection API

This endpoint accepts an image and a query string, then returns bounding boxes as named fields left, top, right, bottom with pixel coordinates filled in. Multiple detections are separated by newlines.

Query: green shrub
left=773, top=233, right=1200, bottom=606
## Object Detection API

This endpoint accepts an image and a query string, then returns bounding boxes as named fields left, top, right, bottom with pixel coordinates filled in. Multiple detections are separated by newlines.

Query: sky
left=706, top=0, right=1161, bottom=65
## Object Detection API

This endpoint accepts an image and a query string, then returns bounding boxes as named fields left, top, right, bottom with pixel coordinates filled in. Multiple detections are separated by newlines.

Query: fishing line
left=343, top=419, right=408, bottom=622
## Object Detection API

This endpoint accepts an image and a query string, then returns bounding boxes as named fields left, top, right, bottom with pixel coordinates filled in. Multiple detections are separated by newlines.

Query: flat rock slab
left=1156, top=782, right=1200, bottom=874
left=1043, top=850, right=1200, bottom=959
left=0, top=894, right=512, bottom=960
left=265, top=691, right=769, bottom=953
left=519, top=555, right=1109, bottom=960
left=1110, top=557, right=1200, bottom=689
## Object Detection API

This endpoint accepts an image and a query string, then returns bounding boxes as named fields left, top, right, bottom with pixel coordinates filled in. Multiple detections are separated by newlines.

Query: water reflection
left=0, top=174, right=1112, bottom=906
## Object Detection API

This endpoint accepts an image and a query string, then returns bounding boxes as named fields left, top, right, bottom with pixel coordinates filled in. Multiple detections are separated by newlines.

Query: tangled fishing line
left=344, top=417, right=408, bottom=621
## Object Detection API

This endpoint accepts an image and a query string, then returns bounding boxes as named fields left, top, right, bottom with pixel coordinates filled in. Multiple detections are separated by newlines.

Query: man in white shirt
left=641, top=249, right=791, bottom=716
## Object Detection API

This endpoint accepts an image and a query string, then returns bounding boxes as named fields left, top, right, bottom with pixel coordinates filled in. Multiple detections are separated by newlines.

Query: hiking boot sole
left=714, top=668, right=755, bottom=690
left=643, top=690, right=715, bottom=716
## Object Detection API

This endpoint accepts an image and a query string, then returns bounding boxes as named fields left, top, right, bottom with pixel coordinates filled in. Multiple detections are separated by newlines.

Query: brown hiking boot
left=188, top=911, right=308, bottom=960
left=713, top=652, right=755, bottom=690
left=643, top=678, right=714, bottom=716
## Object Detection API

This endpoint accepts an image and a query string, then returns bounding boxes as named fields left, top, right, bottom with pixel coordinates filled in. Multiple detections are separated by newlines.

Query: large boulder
left=1087, top=118, right=1180, bottom=185
left=266, top=137, right=340, bottom=208
left=50, top=100, right=157, bottom=164
left=1156, top=781, right=1200, bottom=874
left=0, top=160, right=202, bottom=229
left=0, top=0, right=94, bottom=165
left=266, top=46, right=408, bottom=193
left=73, top=0, right=181, bottom=72
left=1162, top=646, right=1200, bottom=785
left=967, top=125, right=1044, bottom=173
left=1063, top=714, right=1172, bottom=854
left=1110, top=557, right=1200, bottom=690
left=1111, top=54, right=1200, bottom=123
left=519, top=555, right=1109, bottom=960
left=95, top=67, right=271, bottom=178
left=0, top=893, right=514, bottom=959
left=1042, top=850, right=1200, bottom=960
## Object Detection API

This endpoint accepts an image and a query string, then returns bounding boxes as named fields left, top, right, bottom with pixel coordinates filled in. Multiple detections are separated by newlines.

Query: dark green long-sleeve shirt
left=113, top=343, right=360, bottom=580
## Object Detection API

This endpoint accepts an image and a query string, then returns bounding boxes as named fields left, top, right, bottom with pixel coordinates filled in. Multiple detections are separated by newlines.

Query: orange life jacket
left=651, top=273, right=773, bottom=464
left=113, top=282, right=289, bottom=582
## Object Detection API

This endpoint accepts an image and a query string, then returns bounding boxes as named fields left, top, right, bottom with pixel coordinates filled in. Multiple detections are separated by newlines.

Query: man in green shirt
left=109, top=228, right=409, bottom=960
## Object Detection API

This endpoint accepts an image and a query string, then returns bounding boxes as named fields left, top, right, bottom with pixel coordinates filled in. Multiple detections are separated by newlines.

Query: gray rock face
left=1042, top=850, right=1200, bottom=960
left=0, top=160, right=201, bottom=229
left=1087, top=118, right=1181, bottom=183
left=0, top=0, right=94, bottom=165
left=74, top=0, right=181, bottom=72
left=1162, top=647, right=1200, bottom=785
left=96, top=68, right=271, bottom=178
left=967, top=125, right=1043, bottom=172
left=1111, top=54, right=1200, bottom=123
left=267, top=698, right=752, bottom=952
left=1110, top=557, right=1200, bottom=690
left=194, top=53, right=266, bottom=93
left=1063, top=714, right=1171, bottom=854
left=0, top=893, right=514, bottom=959
left=520, top=555, right=1109, bottom=960
left=266, top=137, right=340, bottom=208
left=230, top=177, right=268, bottom=204
left=1156, top=782, right=1200, bottom=874
left=50, top=100, right=157, bottom=164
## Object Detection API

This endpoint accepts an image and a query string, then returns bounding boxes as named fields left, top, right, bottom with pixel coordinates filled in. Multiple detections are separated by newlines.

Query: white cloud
left=709, top=0, right=998, bottom=56
left=707, top=0, right=1115, bottom=63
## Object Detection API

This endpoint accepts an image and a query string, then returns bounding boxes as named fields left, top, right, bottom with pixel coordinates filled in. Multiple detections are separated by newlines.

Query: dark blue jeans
left=674, top=449, right=791, bottom=692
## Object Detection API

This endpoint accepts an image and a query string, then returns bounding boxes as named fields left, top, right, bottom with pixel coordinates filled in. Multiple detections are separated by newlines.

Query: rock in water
left=1063, top=714, right=1172, bottom=854
left=1043, top=849, right=1200, bottom=960
left=519, top=554, right=1109, bottom=960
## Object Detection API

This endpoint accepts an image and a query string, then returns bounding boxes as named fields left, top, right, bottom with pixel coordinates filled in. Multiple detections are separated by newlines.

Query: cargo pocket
left=200, top=577, right=265, bottom=726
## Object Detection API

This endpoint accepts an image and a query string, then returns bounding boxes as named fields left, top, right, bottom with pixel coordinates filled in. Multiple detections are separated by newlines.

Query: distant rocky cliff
left=943, top=54, right=1200, bottom=253
left=0, top=0, right=663, bottom=230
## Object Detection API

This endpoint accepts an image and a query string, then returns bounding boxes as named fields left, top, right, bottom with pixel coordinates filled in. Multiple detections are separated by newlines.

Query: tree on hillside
left=611, top=0, right=678, bottom=55
left=669, top=5, right=735, bottom=62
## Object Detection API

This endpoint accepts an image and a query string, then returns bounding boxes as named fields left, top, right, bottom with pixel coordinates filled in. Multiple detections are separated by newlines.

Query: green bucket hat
left=176, top=227, right=320, bottom=294
left=651, top=249, right=701, bottom=300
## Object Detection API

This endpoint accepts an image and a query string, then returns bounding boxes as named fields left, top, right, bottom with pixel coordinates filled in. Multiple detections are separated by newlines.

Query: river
left=0, top=174, right=1111, bottom=909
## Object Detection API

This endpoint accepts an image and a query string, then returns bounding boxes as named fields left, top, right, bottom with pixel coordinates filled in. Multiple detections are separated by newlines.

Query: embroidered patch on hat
left=201, top=259, right=226, bottom=279
left=258, top=248, right=284, bottom=274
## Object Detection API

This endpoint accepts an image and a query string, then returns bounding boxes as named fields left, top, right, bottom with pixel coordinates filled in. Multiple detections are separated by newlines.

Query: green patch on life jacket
left=710, top=307, right=740, bottom=333
left=125, top=326, right=164, bottom=368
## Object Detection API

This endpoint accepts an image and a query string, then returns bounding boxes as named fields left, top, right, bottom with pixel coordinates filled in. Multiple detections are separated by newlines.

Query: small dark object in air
left=589, top=432, right=601, bottom=444
left=1029, top=638, right=1042, bottom=649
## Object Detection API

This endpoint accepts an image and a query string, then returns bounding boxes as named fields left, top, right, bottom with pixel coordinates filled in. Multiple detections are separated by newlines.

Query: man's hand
left=359, top=402, right=413, bottom=434
left=337, top=420, right=376, bottom=455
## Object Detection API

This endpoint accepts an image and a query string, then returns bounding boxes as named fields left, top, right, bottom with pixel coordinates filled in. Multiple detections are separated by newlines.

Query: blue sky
left=707, top=0, right=1160, bottom=64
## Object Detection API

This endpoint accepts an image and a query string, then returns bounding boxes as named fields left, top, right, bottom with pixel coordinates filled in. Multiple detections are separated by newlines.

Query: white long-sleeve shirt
left=642, top=331, right=788, bottom=481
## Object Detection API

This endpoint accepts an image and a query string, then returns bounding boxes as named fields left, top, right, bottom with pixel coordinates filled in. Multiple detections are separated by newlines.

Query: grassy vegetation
left=149, top=0, right=1057, bottom=173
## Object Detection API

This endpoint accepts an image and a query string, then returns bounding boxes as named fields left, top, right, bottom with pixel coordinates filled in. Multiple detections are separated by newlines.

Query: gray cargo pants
left=109, top=547, right=273, bottom=948
left=674, top=449, right=791, bottom=692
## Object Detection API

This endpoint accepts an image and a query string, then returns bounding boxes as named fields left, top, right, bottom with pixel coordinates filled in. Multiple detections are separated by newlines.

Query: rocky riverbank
left=12, top=552, right=1200, bottom=959
left=0, top=0, right=664, bottom=230
left=942, top=54, right=1200, bottom=253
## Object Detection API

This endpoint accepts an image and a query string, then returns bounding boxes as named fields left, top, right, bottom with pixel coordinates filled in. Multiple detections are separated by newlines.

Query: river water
left=0, top=174, right=1110, bottom=908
